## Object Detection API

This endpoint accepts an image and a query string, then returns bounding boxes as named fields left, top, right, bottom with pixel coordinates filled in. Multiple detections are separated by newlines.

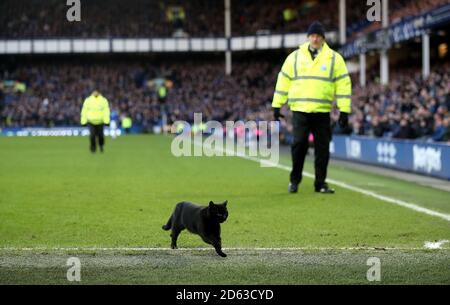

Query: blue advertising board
left=0, top=126, right=154, bottom=137
left=331, top=135, right=450, bottom=180
left=0, top=127, right=125, bottom=137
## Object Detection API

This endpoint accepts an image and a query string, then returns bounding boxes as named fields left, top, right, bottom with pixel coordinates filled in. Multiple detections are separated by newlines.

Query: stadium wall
left=331, top=135, right=450, bottom=180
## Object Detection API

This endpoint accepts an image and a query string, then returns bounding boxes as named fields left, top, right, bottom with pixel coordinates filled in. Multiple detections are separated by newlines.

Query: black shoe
left=315, top=184, right=335, bottom=194
left=100, top=146, right=104, bottom=153
left=288, top=183, right=298, bottom=193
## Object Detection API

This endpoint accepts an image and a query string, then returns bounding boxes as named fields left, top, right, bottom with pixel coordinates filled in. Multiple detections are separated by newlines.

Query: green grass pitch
left=0, top=135, right=449, bottom=284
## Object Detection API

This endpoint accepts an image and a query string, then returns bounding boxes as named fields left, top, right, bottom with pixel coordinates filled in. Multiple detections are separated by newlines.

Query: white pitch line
left=206, top=145, right=450, bottom=223
left=0, top=247, right=436, bottom=252
left=424, top=240, right=449, bottom=249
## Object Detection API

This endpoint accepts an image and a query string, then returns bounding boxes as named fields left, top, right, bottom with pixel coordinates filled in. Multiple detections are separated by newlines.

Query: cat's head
left=209, top=200, right=228, bottom=223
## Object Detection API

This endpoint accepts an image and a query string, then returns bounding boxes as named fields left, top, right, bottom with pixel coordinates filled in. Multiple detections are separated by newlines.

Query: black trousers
left=290, top=112, right=331, bottom=189
left=88, top=123, right=104, bottom=152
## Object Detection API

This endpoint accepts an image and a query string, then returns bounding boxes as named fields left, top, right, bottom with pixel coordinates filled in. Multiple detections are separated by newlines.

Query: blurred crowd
left=343, top=64, right=450, bottom=142
left=0, top=0, right=222, bottom=38
left=2, top=0, right=447, bottom=39
left=1, top=57, right=449, bottom=143
left=1, top=0, right=449, bottom=144
left=346, top=0, right=449, bottom=40
left=0, top=57, right=277, bottom=133
left=0, top=0, right=337, bottom=38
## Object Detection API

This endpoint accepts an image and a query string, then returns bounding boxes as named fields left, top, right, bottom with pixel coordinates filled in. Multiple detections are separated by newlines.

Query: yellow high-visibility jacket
left=272, top=42, right=352, bottom=113
left=121, top=117, right=132, bottom=129
left=80, top=94, right=110, bottom=125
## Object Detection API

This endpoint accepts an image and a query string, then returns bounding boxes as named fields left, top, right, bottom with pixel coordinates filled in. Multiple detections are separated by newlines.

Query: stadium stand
left=0, top=0, right=223, bottom=38
left=346, top=63, right=450, bottom=141
left=0, top=0, right=339, bottom=38
left=2, top=0, right=445, bottom=39
left=346, top=0, right=449, bottom=41
left=231, top=0, right=338, bottom=35
left=1, top=57, right=449, bottom=142
left=0, top=1, right=449, bottom=143
left=0, top=57, right=276, bottom=129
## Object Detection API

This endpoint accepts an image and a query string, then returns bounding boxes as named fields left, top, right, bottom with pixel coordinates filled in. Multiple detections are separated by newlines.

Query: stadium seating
left=1, top=58, right=449, bottom=142
left=0, top=58, right=276, bottom=129
left=0, top=0, right=338, bottom=38
left=2, top=0, right=446, bottom=39
left=347, top=64, right=450, bottom=141
left=346, top=0, right=449, bottom=41
left=0, top=1, right=449, bottom=143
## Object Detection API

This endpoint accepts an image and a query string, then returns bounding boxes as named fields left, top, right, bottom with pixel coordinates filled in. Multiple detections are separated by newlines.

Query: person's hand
left=338, top=112, right=349, bottom=128
left=273, top=108, right=285, bottom=121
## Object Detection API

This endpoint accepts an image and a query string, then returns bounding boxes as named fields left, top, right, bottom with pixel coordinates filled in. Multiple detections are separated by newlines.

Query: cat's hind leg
left=170, top=227, right=183, bottom=249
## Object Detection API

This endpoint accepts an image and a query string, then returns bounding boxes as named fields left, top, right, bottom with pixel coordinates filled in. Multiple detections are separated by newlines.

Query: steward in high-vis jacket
left=81, top=90, right=110, bottom=153
left=272, top=21, right=352, bottom=194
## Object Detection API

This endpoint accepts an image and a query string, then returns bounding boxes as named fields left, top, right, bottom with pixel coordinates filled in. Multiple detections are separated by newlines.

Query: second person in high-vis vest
left=80, top=90, right=110, bottom=153
left=272, top=21, right=352, bottom=194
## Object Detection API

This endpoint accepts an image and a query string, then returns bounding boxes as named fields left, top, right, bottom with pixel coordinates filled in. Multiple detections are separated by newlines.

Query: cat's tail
left=162, top=215, right=172, bottom=231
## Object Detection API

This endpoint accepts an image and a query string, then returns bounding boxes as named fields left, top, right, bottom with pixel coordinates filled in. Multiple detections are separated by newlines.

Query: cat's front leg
left=214, top=246, right=227, bottom=257
left=212, top=239, right=227, bottom=257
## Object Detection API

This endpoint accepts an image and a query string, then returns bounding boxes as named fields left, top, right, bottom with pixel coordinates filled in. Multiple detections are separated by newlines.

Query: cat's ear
left=223, top=200, right=228, bottom=207
left=209, top=201, right=214, bottom=207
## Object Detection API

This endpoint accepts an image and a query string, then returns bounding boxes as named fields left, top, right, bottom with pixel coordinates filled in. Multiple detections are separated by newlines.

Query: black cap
left=307, top=21, right=325, bottom=38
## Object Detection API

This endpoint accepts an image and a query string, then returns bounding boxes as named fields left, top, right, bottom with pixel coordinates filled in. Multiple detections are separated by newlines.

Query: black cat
left=162, top=200, right=229, bottom=257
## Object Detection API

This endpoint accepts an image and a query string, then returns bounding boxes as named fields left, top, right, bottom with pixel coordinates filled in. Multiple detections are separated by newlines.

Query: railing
left=0, top=32, right=337, bottom=54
